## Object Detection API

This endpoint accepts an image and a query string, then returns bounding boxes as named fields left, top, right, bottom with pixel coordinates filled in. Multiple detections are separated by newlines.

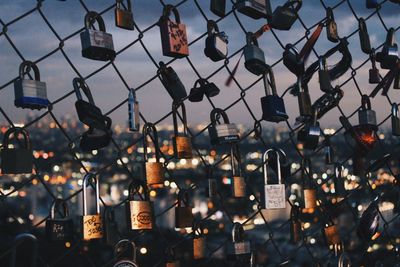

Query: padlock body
left=229, top=241, right=251, bottom=256
left=236, top=0, right=270, bottom=19
left=160, top=19, right=189, bottom=58
left=283, top=49, right=303, bottom=76
left=298, top=91, right=312, bottom=117
left=358, top=109, right=377, bottom=126
left=14, top=79, right=49, bottom=110
left=394, top=72, right=400, bottom=89
left=160, top=67, right=187, bottom=102
left=244, top=44, right=267, bottom=75
left=166, top=261, right=181, bottom=267
left=80, top=29, right=115, bottom=61
left=115, top=8, right=134, bottom=30
left=145, top=162, right=164, bottom=187
left=1, top=148, right=33, bottom=174
left=290, top=221, right=301, bottom=243
left=303, top=124, right=320, bottom=150
left=75, top=100, right=105, bottom=129
left=175, top=206, right=194, bottom=228
left=377, top=45, right=398, bottom=69
left=207, top=178, right=218, bottom=198
left=327, top=21, right=339, bottom=43
left=270, top=6, right=297, bottom=31
left=303, top=189, right=317, bottom=209
left=205, top=34, right=228, bottom=62
left=232, top=176, right=246, bottom=198
left=392, top=116, right=400, bottom=136
left=368, top=68, right=381, bottom=84
left=324, top=225, right=341, bottom=246
left=128, top=200, right=154, bottom=230
left=46, top=218, right=74, bottom=242
left=193, top=237, right=206, bottom=259
left=210, top=0, right=226, bottom=17
left=80, top=128, right=112, bottom=151
left=174, top=136, right=193, bottom=159
left=203, top=82, right=220, bottom=97
left=261, top=95, right=288, bottom=122
left=189, top=86, right=204, bottom=102
left=82, top=214, right=103, bottom=240
left=264, top=184, right=286, bottom=209
left=208, top=123, right=239, bottom=145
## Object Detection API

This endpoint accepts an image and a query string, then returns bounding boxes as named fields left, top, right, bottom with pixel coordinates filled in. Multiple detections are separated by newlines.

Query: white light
left=92, top=150, right=98, bottom=155
left=215, top=211, right=223, bottom=220
left=310, top=238, right=316, bottom=244
left=192, top=159, right=199, bottom=165
left=164, top=180, right=170, bottom=187
left=322, top=173, right=327, bottom=179
left=170, top=182, right=177, bottom=189
left=179, top=159, right=187, bottom=165
left=140, top=247, right=147, bottom=254
left=53, top=165, right=60, bottom=172
left=77, top=179, right=83, bottom=186
left=249, top=195, right=255, bottom=201
left=357, top=205, right=363, bottom=211
left=123, top=190, right=129, bottom=197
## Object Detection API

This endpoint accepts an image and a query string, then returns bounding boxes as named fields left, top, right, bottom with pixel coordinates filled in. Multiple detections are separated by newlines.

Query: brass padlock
left=324, top=223, right=341, bottom=246
left=302, top=158, right=317, bottom=210
left=231, top=144, right=246, bottom=198
left=115, top=0, right=134, bottom=30
left=193, top=224, right=206, bottom=260
left=82, top=173, right=103, bottom=240
left=172, top=101, right=193, bottom=159
left=290, top=205, right=302, bottom=243
left=127, top=180, right=154, bottom=230
left=143, top=123, right=164, bottom=188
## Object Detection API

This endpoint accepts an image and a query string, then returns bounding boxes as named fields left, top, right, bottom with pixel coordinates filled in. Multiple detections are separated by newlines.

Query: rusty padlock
left=126, top=180, right=154, bottom=231
left=193, top=223, right=206, bottom=260
left=143, top=123, right=164, bottom=188
left=172, top=101, right=193, bottom=159
left=302, top=157, right=317, bottom=210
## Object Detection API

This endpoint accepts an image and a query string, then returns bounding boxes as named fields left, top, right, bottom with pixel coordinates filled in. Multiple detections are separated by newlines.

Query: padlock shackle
left=231, top=144, right=242, bottom=177
left=245, top=32, right=258, bottom=47
left=114, top=239, right=137, bottom=263
left=392, top=103, right=398, bottom=117
left=361, top=94, right=372, bottom=110
left=386, top=28, right=396, bottom=46
left=312, top=107, right=319, bottom=125
left=142, top=122, right=161, bottom=162
left=116, top=0, right=132, bottom=11
left=129, top=88, right=136, bottom=102
left=283, top=0, right=302, bottom=12
left=193, top=78, right=207, bottom=89
left=290, top=205, right=300, bottom=220
left=3, top=127, right=31, bottom=150
left=162, top=4, right=181, bottom=24
left=334, top=163, right=343, bottom=180
left=207, top=20, right=219, bottom=36
left=177, top=189, right=190, bottom=207
left=262, top=149, right=282, bottom=185
left=19, top=60, right=40, bottom=81
left=210, top=108, right=230, bottom=125
left=128, top=179, right=149, bottom=201
left=263, top=66, right=277, bottom=96
left=326, top=7, right=335, bottom=22
left=369, top=48, right=378, bottom=68
left=82, top=173, right=100, bottom=216
left=10, top=233, right=38, bottom=267
left=318, top=57, right=327, bottom=72
left=73, top=77, right=96, bottom=105
left=84, top=11, right=106, bottom=32
left=338, top=251, right=351, bottom=267
left=301, top=157, right=312, bottom=185
left=50, top=198, right=69, bottom=219
left=172, top=101, right=189, bottom=136
left=231, top=222, right=244, bottom=242
left=193, top=221, right=204, bottom=237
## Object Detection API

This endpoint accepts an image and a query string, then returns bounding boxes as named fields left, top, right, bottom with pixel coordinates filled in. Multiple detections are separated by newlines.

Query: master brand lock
left=193, top=224, right=206, bottom=260
left=208, top=108, right=239, bottom=145
left=376, top=27, right=398, bottom=69
left=210, top=0, right=226, bottom=17
left=318, top=57, right=334, bottom=93
left=391, top=103, right=400, bottom=136
left=82, top=174, right=103, bottom=240
left=115, top=0, right=134, bottom=30
left=204, top=20, right=228, bottom=62
left=358, top=95, right=376, bottom=126
left=283, top=44, right=303, bottom=76
left=172, top=102, right=193, bottom=159
left=228, top=223, right=251, bottom=260
left=297, top=79, right=312, bottom=117
left=244, top=32, right=268, bottom=76
left=128, top=89, right=140, bottom=132
left=143, top=123, right=164, bottom=188
left=290, top=205, right=302, bottom=243
left=81, top=11, right=115, bottom=61
left=46, top=199, right=74, bottom=242
left=158, top=61, right=187, bottom=102
left=326, top=7, right=339, bottom=43
left=270, top=0, right=302, bottom=31
left=14, top=61, right=49, bottom=110
left=299, top=108, right=320, bottom=150
left=369, top=50, right=381, bottom=84
left=231, top=144, right=246, bottom=198
left=9, top=234, right=38, bottom=267
left=302, top=158, right=317, bottom=210
left=159, top=5, right=189, bottom=58
left=1, top=127, right=33, bottom=174
left=358, top=18, right=372, bottom=54
left=126, top=181, right=154, bottom=230
left=113, top=239, right=139, bottom=267
left=262, top=149, right=286, bottom=209
left=175, top=191, right=194, bottom=228
left=236, top=0, right=272, bottom=20
left=260, top=67, right=288, bottom=122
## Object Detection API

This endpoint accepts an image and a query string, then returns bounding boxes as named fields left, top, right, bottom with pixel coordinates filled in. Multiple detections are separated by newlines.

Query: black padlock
left=244, top=32, right=268, bottom=76
left=103, top=207, right=120, bottom=246
left=392, top=103, right=400, bottom=136
left=376, top=28, right=398, bottom=70
left=208, top=108, right=240, bottom=145
left=236, top=0, right=272, bottom=20
left=1, top=127, right=33, bottom=174
left=394, top=68, right=400, bottom=89
left=210, top=0, right=226, bottom=17
left=297, top=79, right=312, bottom=117
left=369, top=49, right=381, bottom=84
left=299, top=108, right=320, bottom=150
left=366, top=0, right=379, bottom=9
left=189, top=79, right=204, bottom=102
left=175, top=191, right=194, bottom=228
left=358, top=95, right=376, bottom=126
left=80, top=126, right=112, bottom=151
left=260, top=67, right=288, bottom=122
left=158, top=61, right=187, bottom=102
left=283, top=44, right=303, bottom=76
left=312, top=86, right=343, bottom=120
left=358, top=18, right=372, bottom=54
left=115, top=0, right=134, bottom=30
left=205, top=166, right=218, bottom=198
left=318, top=57, right=334, bottom=93
left=45, top=199, right=74, bottom=242
left=269, top=0, right=302, bottom=31
left=204, top=20, right=228, bottom=62
left=334, top=164, right=345, bottom=198
left=326, top=7, right=339, bottom=43
left=324, top=135, right=334, bottom=165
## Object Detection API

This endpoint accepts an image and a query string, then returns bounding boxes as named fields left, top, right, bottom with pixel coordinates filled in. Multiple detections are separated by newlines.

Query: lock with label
left=231, top=144, right=246, bottom=198
left=262, top=149, right=286, bottom=209
left=103, top=207, right=120, bottom=246
left=208, top=108, right=240, bottom=145
left=376, top=28, right=398, bottom=70
left=326, top=7, right=339, bottom=43
left=193, top=223, right=206, bottom=260
left=204, top=20, right=228, bottom=62
left=158, top=61, right=187, bottom=102
left=228, top=223, right=251, bottom=260
left=324, top=135, right=334, bottom=165
left=392, top=103, right=400, bottom=136
left=115, top=0, right=134, bottom=30
left=1, top=127, right=33, bottom=174
left=159, top=5, right=189, bottom=58
left=128, top=89, right=140, bottom=132
left=244, top=32, right=268, bottom=76
left=358, top=95, right=376, bottom=126
left=14, top=61, right=49, bottom=110
left=236, top=0, right=272, bottom=19
left=210, top=0, right=226, bottom=17
left=143, top=123, right=164, bottom=188
left=172, top=101, right=193, bottom=159
left=366, top=0, right=379, bottom=8
left=302, top=158, right=317, bottom=210
left=297, top=79, right=312, bottom=117
left=299, top=108, right=320, bottom=150
left=290, top=205, right=302, bottom=243
left=369, top=50, right=381, bottom=84
left=82, top=173, right=103, bottom=240
left=270, top=0, right=302, bottom=31
left=261, top=67, right=288, bottom=122
left=113, top=239, right=139, bottom=267
left=175, top=190, right=194, bottom=228
left=318, top=57, right=334, bottom=93
left=81, top=11, right=115, bottom=61
left=10, top=234, right=38, bottom=267
left=126, top=180, right=154, bottom=230
left=46, top=199, right=74, bottom=242
left=334, top=164, right=345, bottom=198
left=358, top=18, right=372, bottom=54
left=283, top=44, right=303, bottom=76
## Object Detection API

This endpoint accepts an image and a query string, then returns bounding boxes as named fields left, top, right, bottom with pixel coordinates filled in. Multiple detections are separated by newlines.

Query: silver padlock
left=113, top=239, right=139, bottom=267
left=81, top=11, right=116, bottom=61
left=358, top=95, right=376, bottom=126
left=263, top=149, right=286, bottom=209
left=14, top=61, right=49, bottom=110
left=236, top=0, right=272, bottom=19
left=391, top=103, right=400, bottom=136
left=128, top=89, right=140, bottom=132
left=244, top=32, right=267, bottom=76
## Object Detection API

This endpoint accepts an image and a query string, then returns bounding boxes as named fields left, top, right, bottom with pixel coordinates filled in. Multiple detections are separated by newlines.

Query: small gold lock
left=231, top=145, right=246, bottom=198
left=127, top=181, right=154, bottom=230
left=82, top=174, right=103, bottom=240
left=233, top=176, right=246, bottom=198
left=304, top=189, right=317, bottom=209
left=145, top=162, right=164, bottom=187
left=175, top=136, right=193, bottom=159
left=193, top=236, right=206, bottom=259
left=172, top=102, right=193, bottom=159
left=324, top=224, right=341, bottom=246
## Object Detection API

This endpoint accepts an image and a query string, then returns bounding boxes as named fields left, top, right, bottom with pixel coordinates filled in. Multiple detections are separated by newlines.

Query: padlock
left=103, top=207, right=120, bottom=246
left=14, top=61, right=49, bottom=110
left=324, top=223, right=341, bottom=246
left=312, top=86, right=343, bottom=120
left=391, top=103, right=400, bottom=136
left=158, top=61, right=187, bottom=102
left=190, top=78, right=220, bottom=102
left=175, top=191, right=194, bottom=228
left=228, top=223, right=251, bottom=260
left=10, top=233, right=38, bottom=267
left=326, top=7, right=339, bottom=43
left=369, top=49, right=381, bottom=84
left=357, top=200, right=379, bottom=241
left=236, top=0, right=272, bottom=20
left=231, top=144, right=246, bottom=198
left=172, top=102, right=193, bottom=159
left=80, top=126, right=112, bottom=151
left=358, top=95, right=376, bottom=126
left=113, top=239, right=139, bottom=267
left=208, top=108, right=240, bottom=145
left=210, top=0, right=226, bottom=17
left=269, top=0, right=302, bottom=31
left=193, top=224, right=206, bottom=260
left=126, top=180, right=154, bottom=230
left=334, top=164, right=345, bottom=198
left=324, top=135, right=334, bottom=165
left=128, top=89, right=140, bottom=132
left=159, top=5, right=189, bottom=58
left=297, top=79, right=312, bottom=117
left=283, top=44, right=303, bottom=76
left=82, top=173, right=103, bottom=240
left=206, top=166, right=218, bottom=198
left=302, top=158, right=317, bottom=210
left=115, top=0, right=134, bottom=30
left=166, top=247, right=181, bottom=267
left=338, top=251, right=352, bottom=267
left=376, top=27, right=398, bottom=70
left=300, top=108, right=320, bottom=150
left=290, top=205, right=302, bottom=243
left=358, top=18, right=372, bottom=54
left=244, top=32, right=268, bottom=76
left=204, top=20, right=228, bottom=62
left=260, top=67, right=288, bottom=122
left=366, top=0, right=379, bottom=8
left=394, top=70, right=400, bottom=89
left=262, top=149, right=286, bottom=209
left=45, top=199, right=74, bottom=242
left=1, top=127, right=33, bottom=174
left=318, top=57, right=334, bottom=93
left=80, top=11, right=115, bottom=61
left=143, top=123, right=165, bottom=188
